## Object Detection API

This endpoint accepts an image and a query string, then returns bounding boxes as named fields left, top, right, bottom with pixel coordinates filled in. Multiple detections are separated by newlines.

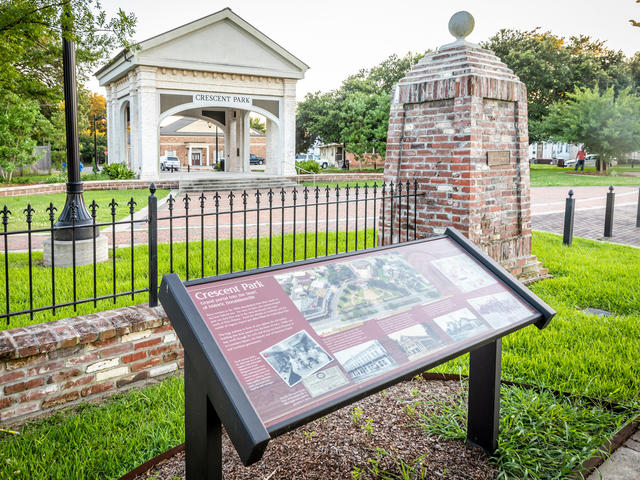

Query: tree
left=0, top=1, right=136, bottom=109
left=482, top=29, right=636, bottom=141
left=0, top=92, right=49, bottom=181
left=543, top=86, right=640, bottom=172
left=296, top=52, right=425, bottom=157
left=631, top=0, right=640, bottom=27
left=249, top=116, right=265, bottom=133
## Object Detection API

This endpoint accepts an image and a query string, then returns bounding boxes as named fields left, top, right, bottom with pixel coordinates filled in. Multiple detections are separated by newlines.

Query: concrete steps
left=178, top=176, right=299, bottom=193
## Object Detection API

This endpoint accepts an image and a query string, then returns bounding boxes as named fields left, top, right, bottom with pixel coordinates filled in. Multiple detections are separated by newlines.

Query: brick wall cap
left=0, top=304, right=166, bottom=360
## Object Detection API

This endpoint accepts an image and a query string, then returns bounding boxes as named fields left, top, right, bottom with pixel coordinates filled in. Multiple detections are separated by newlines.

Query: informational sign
left=186, top=236, right=538, bottom=430
left=159, top=228, right=554, bottom=473
left=192, top=92, right=253, bottom=108
left=486, top=150, right=510, bottom=166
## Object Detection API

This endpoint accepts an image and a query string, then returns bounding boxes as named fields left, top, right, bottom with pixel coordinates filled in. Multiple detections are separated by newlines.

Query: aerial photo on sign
left=274, top=252, right=442, bottom=336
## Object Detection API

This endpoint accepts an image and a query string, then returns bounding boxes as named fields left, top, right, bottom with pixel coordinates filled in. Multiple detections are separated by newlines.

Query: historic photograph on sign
left=260, top=331, right=333, bottom=387
left=467, top=292, right=534, bottom=329
left=333, top=340, right=397, bottom=384
left=431, top=254, right=496, bottom=293
left=432, top=308, right=488, bottom=342
left=388, top=323, right=446, bottom=361
left=275, top=253, right=442, bottom=336
left=301, top=365, right=350, bottom=398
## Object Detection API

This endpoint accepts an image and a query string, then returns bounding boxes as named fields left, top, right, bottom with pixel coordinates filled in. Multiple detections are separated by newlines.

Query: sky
left=92, top=0, right=640, bottom=100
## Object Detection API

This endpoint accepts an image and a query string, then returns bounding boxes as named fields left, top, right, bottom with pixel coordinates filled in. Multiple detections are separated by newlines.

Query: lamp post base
left=43, top=235, right=108, bottom=268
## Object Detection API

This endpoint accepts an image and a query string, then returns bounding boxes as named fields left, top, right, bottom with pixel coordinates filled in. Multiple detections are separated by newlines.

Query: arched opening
left=159, top=114, right=227, bottom=171
left=157, top=102, right=281, bottom=175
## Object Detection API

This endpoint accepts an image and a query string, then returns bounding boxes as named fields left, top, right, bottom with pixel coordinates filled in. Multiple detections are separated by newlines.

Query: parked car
left=295, top=153, right=328, bottom=169
left=160, top=155, right=181, bottom=171
left=249, top=154, right=265, bottom=165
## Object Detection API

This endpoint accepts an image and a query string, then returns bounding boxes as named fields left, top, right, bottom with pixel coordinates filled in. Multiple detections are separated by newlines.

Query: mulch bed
left=132, top=379, right=495, bottom=479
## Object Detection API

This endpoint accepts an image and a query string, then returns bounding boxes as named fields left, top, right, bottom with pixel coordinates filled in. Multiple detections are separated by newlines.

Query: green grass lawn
left=530, top=164, right=640, bottom=187
left=436, top=232, right=640, bottom=406
left=0, top=190, right=169, bottom=232
left=0, top=229, right=377, bottom=328
left=0, top=231, right=638, bottom=479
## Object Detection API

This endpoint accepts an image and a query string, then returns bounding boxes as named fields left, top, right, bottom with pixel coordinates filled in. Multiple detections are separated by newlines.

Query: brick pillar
left=383, top=37, right=546, bottom=280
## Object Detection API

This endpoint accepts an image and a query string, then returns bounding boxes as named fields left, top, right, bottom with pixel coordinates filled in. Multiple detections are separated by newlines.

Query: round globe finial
left=448, top=11, right=475, bottom=41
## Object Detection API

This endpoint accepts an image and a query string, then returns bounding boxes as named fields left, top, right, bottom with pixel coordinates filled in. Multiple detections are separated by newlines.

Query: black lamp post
left=93, top=114, right=106, bottom=173
left=54, top=8, right=96, bottom=241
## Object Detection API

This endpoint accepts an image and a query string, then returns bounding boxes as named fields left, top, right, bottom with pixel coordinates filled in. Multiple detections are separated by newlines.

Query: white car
left=296, top=153, right=328, bottom=169
left=160, top=155, right=181, bottom=171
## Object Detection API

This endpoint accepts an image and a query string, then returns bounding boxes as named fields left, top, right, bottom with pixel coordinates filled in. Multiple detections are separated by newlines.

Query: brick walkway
left=531, top=186, right=640, bottom=248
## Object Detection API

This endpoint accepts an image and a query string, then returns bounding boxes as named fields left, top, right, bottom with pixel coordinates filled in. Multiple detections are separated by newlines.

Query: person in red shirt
left=575, top=148, right=586, bottom=171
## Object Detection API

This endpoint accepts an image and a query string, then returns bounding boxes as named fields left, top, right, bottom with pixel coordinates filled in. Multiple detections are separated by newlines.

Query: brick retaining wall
left=0, top=180, right=179, bottom=198
left=0, top=305, right=182, bottom=426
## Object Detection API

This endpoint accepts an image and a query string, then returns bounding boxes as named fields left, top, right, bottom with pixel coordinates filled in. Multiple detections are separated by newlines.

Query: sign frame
left=159, top=227, right=555, bottom=479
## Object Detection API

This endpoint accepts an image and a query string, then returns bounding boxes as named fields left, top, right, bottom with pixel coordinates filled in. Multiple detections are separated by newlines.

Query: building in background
left=95, top=8, right=307, bottom=179
left=159, top=117, right=266, bottom=168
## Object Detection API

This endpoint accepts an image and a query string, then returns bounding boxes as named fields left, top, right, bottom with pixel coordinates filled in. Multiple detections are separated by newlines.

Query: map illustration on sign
left=260, top=331, right=332, bottom=387
left=275, top=252, right=442, bottom=336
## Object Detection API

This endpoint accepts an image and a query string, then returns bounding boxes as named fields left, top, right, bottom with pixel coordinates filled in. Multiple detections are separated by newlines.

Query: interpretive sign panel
left=160, top=227, right=555, bottom=478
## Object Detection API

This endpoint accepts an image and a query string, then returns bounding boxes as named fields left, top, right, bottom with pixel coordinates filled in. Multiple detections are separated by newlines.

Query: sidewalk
left=531, top=186, right=640, bottom=248
left=587, top=427, right=640, bottom=480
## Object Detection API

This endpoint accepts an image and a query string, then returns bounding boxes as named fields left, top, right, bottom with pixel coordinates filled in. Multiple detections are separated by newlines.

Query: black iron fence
left=0, top=181, right=423, bottom=325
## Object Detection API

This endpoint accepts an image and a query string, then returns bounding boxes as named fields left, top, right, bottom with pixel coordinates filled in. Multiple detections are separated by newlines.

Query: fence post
left=148, top=184, right=158, bottom=307
left=604, top=185, right=615, bottom=238
left=636, top=187, right=640, bottom=228
left=563, top=189, right=575, bottom=246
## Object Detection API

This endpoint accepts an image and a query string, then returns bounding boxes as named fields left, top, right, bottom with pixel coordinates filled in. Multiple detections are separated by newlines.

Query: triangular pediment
left=96, top=8, right=308, bottom=84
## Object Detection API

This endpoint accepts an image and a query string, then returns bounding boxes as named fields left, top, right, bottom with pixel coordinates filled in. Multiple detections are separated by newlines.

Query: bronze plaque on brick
left=486, top=151, right=510, bottom=166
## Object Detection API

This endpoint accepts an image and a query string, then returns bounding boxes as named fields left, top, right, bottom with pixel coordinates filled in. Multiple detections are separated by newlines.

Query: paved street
left=531, top=186, right=640, bottom=248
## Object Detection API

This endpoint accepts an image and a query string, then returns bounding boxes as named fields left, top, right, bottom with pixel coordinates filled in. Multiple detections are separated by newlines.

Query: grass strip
left=530, top=165, right=640, bottom=187
left=416, top=383, right=633, bottom=480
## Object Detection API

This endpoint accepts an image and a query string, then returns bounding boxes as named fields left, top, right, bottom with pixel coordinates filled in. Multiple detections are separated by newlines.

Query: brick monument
left=382, top=12, right=545, bottom=280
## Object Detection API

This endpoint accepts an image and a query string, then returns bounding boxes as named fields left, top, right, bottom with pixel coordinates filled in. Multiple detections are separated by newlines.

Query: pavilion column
left=128, top=72, right=139, bottom=173
left=242, top=111, right=250, bottom=172
left=228, top=110, right=240, bottom=172
left=105, top=85, right=117, bottom=165
left=281, top=80, right=297, bottom=175
left=136, top=67, right=160, bottom=180
left=265, top=119, right=278, bottom=175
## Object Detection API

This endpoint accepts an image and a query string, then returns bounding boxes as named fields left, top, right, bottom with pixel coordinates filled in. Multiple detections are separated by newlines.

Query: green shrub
left=102, top=163, right=135, bottom=180
left=296, top=159, right=320, bottom=173
left=43, top=172, right=67, bottom=184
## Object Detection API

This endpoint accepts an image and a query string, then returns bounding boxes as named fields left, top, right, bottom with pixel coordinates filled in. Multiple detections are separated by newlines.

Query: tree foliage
left=543, top=86, right=640, bottom=171
left=0, top=92, right=49, bottom=181
left=296, top=52, right=425, bottom=157
left=482, top=29, right=638, bottom=141
left=0, top=1, right=136, bottom=106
